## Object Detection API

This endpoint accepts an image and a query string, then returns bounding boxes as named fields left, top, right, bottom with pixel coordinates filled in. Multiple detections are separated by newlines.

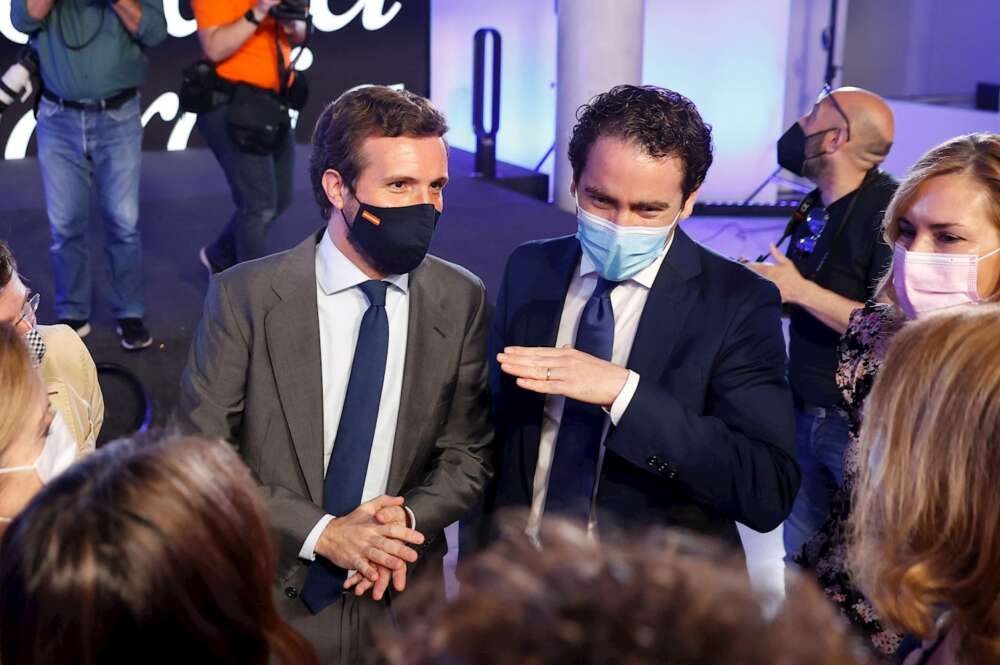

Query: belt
left=41, top=87, right=138, bottom=112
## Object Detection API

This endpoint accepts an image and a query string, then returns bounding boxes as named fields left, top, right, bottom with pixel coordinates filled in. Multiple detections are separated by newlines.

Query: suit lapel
left=524, top=237, right=581, bottom=348
left=386, top=261, right=455, bottom=494
left=626, top=228, right=704, bottom=378
left=266, top=231, right=326, bottom=504
left=518, top=237, right=581, bottom=488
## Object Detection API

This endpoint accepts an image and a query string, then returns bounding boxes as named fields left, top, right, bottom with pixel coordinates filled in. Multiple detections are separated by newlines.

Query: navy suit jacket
left=486, top=229, right=799, bottom=550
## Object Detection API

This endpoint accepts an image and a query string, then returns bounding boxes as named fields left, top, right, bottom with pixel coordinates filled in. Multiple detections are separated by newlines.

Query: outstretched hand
left=497, top=346, right=629, bottom=407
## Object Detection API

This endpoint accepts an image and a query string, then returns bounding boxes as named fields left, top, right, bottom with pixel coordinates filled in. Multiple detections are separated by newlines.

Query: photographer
left=192, top=0, right=308, bottom=275
left=10, top=0, right=167, bottom=350
left=747, top=87, right=897, bottom=562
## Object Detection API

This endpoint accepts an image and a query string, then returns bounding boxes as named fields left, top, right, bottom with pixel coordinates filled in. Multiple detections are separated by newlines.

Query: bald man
left=748, top=87, right=897, bottom=561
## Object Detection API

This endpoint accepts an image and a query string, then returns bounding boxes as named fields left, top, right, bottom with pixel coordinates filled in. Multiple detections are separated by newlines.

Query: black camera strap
left=755, top=192, right=820, bottom=262
left=758, top=169, right=874, bottom=275
left=274, top=27, right=290, bottom=97
left=272, top=16, right=312, bottom=98
left=809, top=169, right=873, bottom=280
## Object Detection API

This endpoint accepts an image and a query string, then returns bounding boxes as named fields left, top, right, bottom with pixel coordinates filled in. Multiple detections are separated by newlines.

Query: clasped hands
left=497, top=346, right=629, bottom=407
left=314, top=495, right=423, bottom=601
left=317, top=346, right=628, bottom=602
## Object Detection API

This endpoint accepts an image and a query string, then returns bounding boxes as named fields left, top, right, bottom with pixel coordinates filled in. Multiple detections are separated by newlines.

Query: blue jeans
left=783, top=407, right=850, bottom=561
left=196, top=103, right=294, bottom=269
left=35, top=95, right=145, bottom=320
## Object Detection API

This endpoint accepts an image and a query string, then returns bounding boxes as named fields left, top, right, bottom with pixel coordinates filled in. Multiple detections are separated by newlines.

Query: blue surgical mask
left=575, top=195, right=679, bottom=281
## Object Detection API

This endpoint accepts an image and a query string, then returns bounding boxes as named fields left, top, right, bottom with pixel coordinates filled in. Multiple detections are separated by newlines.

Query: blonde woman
left=796, top=132, right=1000, bottom=658
left=0, top=323, right=65, bottom=528
left=850, top=305, right=1000, bottom=664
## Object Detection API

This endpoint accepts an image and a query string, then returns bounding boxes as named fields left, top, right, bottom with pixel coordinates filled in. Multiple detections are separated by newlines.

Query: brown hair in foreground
left=851, top=304, right=1000, bottom=663
left=0, top=434, right=319, bottom=665
left=379, top=518, right=870, bottom=665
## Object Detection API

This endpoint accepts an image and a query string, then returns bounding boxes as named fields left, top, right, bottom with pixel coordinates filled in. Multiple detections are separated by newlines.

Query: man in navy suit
left=486, top=85, right=799, bottom=549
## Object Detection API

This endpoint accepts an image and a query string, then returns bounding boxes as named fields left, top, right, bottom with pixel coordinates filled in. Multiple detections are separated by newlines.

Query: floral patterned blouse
left=796, top=302, right=904, bottom=659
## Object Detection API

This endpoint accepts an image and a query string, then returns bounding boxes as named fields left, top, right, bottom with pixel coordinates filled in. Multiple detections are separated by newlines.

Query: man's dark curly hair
left=568, top=85, right=714, bottom=203
left=309, top=86, right=448, bottom=221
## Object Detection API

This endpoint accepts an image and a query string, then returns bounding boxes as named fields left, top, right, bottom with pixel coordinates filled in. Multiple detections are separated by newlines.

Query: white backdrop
left=430, top=0, right=795, bottom=203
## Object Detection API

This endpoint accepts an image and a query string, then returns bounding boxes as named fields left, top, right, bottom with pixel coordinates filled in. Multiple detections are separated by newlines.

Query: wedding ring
left=546, top=368, right=551, bottom=381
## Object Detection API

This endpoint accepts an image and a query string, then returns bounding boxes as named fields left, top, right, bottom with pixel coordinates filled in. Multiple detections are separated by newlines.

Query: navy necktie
left=301, top=280, right=390, bottom=614
left=544, top=276, right=618, bottom=522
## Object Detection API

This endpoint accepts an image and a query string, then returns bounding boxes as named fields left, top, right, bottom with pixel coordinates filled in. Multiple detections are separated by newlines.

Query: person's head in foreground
left=0, top=434, right=319, bottom=665
left=310, top=84, right=449, bottom=277
left=881, top=133, right=1000, bottom=318
left=0, top=322, right=56, bottom=529
left=379, top=519, right=869, bottom=665
left=850, top=304, right=1000, bottom=664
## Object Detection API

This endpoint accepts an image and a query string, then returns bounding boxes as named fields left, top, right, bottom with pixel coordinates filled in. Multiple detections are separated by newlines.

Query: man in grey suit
left=179, top=86, right=494, bottom=664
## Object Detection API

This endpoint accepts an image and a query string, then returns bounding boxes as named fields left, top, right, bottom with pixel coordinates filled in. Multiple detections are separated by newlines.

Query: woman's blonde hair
left=849, top=304, right=1000, bottom=662
left=877, top=132, right=1000, bottom=304
left=0, top=322, right=44, bottom=460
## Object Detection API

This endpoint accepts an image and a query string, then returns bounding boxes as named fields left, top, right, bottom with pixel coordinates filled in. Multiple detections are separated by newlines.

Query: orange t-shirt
left=192, top=0, right=292, bottom=92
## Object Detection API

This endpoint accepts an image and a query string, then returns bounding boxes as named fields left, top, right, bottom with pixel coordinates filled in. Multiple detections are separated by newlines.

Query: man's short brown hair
left=309, top=86, right=449, bottom=221
left=0, top=241, right=16, bottom=291
left=379, top=519, right=869, bottom=665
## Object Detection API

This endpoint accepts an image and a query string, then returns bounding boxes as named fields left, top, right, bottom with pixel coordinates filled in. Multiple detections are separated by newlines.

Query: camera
left=0, top=47, right=40, bottom=114
left=270, top=0, right=309, bottom=22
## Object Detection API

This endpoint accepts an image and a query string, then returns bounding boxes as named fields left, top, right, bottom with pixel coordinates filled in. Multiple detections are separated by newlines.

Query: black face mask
left=776, top=123, right=838, bottom=177
left=345, top=199, right=440, bottom=275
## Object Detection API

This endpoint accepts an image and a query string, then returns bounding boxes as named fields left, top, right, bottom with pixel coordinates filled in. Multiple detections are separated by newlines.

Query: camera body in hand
left=0, top=47, right=40, bottom=114
left=270, top=0, right=309, bottom=22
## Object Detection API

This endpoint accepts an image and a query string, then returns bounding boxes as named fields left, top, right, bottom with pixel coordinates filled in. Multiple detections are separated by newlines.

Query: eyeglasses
left=14, top=292, right=39, bottom=328
left=794, top=205, right=830, bottom=257
left=816, top=84, right=851, bottom=142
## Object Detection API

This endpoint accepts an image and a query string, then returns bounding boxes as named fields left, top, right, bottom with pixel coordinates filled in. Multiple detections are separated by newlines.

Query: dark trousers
left=196, top=102, right=295, bottom=270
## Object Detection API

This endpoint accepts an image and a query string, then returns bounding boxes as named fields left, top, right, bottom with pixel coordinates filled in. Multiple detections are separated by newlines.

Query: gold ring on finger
left=546, top=368, right=551, bottom=381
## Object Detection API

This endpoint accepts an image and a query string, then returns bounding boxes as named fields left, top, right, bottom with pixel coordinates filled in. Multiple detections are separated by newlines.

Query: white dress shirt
left=299, top=231, right=411, bottom=561
left=526, top=237, right=673, bottom=538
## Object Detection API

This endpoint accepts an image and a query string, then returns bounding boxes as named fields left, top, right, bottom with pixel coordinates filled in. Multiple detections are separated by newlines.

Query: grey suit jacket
left=178, top=230, right=494, bottom=590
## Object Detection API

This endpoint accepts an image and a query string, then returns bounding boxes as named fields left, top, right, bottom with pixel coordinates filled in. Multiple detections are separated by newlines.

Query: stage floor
left=0, top=145, right=787, bottom=597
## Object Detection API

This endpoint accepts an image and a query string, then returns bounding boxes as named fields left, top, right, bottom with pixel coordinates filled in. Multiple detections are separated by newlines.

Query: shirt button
left=284, top=586, right=298, bottom=599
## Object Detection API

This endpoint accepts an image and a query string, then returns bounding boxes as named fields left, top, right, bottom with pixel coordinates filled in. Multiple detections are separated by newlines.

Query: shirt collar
left=315, top=230, right=409, bottom=296
left=578, top=230, right=675, bottom=289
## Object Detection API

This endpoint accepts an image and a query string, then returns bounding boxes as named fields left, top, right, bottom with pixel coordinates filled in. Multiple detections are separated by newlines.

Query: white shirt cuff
left=404, top=506, right=417, bottom=530
left=608, top=370, right=640, bottom=426
left=299, top=514, right=335, bottom=562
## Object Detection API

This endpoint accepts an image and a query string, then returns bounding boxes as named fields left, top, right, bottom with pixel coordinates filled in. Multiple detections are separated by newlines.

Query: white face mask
left=892, top=243, right=1000, bottom=319
left=0, top=410, right=76, bottom=484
